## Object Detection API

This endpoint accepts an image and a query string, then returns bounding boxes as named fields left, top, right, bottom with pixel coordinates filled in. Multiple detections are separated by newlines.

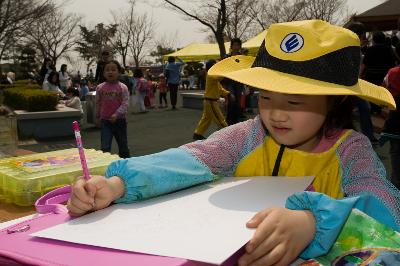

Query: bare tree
left=150, top=32, right=177, bottom=65
left=249, top=0, right=347, bottom=30
left=111, top=0, right=136, bottom=68
left=300, top=0, right=347, bottom=24
left=0, top=0, right=53, bottom=61
left=225, top=0, right=258, bottom=41
left=162, top=0, right=227, bottom=58
left=25, top=9, right=81, bottom=65
left=128, top=13, right=155, bottom=68
left=248, top=0, right=306, bottom=30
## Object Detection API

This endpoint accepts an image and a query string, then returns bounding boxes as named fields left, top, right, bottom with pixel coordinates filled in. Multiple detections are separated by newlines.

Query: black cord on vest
left=272, top=144, right=285, bottom=176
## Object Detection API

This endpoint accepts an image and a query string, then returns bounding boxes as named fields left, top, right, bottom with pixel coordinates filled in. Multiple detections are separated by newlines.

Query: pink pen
left=73, top=121, right=90, bottom=180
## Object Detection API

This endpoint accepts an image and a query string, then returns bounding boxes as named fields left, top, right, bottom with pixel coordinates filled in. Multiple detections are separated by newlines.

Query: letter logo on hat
left=280, top=33, right=304, bottom=53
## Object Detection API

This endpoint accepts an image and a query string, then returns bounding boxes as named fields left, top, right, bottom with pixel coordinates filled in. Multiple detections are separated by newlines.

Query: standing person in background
left=223, top=38, right=245, bottom=125
left=186, top=64, right=196, bottom=89
left=79, top=79, right=90, bottom=101
left=382, top=42, right=400, bottom=189
left=95, top=60, right=130, bottom=158
left=88, top=69, right=94, bottom=82
left=346, top=22, right=378, bottom=144
left=133, top=68, right=149, bottom=114
left=39, top=58, right=53, bottom=85
left=157, top=73, right=168, bottom=108
left=363, top=31, right=396, bottom=115
left=145, top=69, right=155, bottom=108
left=95, top=50, right=112, bottom=84
left=59, top=64, right=71, bottom=93
left=198, top=63, right=206, bottom=91
left=193, top=59, right=230, bottom=140
left=165, top=56, right=185, bottom=110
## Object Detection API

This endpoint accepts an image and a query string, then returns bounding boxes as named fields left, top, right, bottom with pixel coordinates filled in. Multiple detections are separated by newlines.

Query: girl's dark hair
left=104, top=60, right=123, bottom=73
left=47, top=71, right=59, bottom=85
left=60, top=64, right=67, bottom=73
left=66, top=87, right=80, bottom=97
left=133, top=68, right=144, bottom=78
left=322, top=95, right=355, bottom=137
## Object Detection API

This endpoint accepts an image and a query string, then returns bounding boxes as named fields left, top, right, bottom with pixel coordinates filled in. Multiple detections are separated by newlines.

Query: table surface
left=0, top=202, right=36, bottom=223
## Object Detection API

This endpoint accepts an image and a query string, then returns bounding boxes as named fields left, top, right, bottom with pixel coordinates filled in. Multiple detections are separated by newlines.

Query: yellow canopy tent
left=162, top=29, right=267, bottom=62
left=162, top=42, right=230, bottom=62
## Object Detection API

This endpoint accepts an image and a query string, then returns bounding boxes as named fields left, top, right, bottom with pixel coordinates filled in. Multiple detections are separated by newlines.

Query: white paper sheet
left=33, top=176, right=314, bottom=265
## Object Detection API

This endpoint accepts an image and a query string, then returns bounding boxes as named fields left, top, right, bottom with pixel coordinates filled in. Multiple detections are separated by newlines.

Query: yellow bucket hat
left=208, top=20, right=396, bottom=110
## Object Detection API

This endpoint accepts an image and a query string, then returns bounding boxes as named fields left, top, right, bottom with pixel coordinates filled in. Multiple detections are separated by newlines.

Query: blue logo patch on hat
left=280, top=33, right=304, bottom=53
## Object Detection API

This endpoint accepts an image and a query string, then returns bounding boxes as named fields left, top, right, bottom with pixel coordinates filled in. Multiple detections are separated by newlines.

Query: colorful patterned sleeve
left=181, top=116, right=266, bottom=177
left=338, top=131, right=400, bottom=227
left=286, top=131, right=400, bottom=259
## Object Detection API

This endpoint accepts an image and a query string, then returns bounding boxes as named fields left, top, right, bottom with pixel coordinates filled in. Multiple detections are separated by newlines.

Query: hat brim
left=208, top=56, right=396, bottom=110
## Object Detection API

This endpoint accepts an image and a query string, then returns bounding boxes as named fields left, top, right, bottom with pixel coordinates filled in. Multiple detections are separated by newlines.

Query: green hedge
left=3, top=87, right=58, bottom=112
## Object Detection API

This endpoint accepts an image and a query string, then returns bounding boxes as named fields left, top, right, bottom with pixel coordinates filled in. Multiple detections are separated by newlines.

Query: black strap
left=272, top=144, right=285, bottom=176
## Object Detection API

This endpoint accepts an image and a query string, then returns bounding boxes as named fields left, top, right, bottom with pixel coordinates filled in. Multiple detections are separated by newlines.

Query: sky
left=62, top=0, right=386, bottom=48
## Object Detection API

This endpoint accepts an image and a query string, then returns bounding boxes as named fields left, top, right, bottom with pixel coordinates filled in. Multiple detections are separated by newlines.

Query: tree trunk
left=215, top=32, right=226, bottom=59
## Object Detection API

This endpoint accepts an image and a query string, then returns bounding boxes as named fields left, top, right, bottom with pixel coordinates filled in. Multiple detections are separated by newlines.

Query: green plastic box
left=0, top=148, right=119, bottom=206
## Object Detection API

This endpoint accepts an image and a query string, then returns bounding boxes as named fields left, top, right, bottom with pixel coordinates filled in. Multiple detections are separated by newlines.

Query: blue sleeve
left=104, top=148, right=214, bottom=203
left=285, top=191, right=400, bottom=259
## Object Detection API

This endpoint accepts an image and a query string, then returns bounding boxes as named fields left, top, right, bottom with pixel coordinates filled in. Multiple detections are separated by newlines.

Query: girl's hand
left=238, top=207, right=316, bottom=266
left=67, top=175, right=125, bottom=217
left=110, top=114, right=117, bottom=123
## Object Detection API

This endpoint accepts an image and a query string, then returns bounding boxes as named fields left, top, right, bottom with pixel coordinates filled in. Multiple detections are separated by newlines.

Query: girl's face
left=104, top=63, right=120, bottom=82
left=258, top=91, right=329, bottom=152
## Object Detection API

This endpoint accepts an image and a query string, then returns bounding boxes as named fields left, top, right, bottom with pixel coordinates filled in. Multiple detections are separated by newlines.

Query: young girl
left=42, top=71, right=65, bottom=98
left=59, top=64, right=71, bottom=93
left=64, top=87, right=83, bottom=115
left=133, top=68, right=149, bottom=113
left=95, top=60, right=130, bottom=158
left=68, top=20, right=399, bottom=265
left=157, top=73, right=168, bottom=108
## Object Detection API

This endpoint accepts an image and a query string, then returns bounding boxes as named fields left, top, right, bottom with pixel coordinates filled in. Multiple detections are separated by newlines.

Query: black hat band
left=252, top=41, right=361, bottom=86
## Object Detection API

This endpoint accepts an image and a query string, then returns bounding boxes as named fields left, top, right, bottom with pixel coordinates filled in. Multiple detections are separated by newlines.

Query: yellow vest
left=234, top=131, right=353, bottom=199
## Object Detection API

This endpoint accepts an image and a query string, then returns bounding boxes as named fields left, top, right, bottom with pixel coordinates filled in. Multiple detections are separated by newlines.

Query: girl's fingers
left=246, top=211, right=275, bottom=253
left=246, top=208, right=272, bottom=228
left=250, top=244, right=285, bottom=266
left=241, top=231, right=280, bottom=265
left=72, top=179, right=93, bottom=204
left=84, top=181, right=98, bottom=198
left=67, top=199, right=90, bottom=216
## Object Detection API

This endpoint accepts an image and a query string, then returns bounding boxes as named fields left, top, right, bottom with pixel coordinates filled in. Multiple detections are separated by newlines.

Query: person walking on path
left=165, top=56, right=185, bottom=110
left=193, top=59, right=230, bottom=140
left=95, top=60, right=130, bottom=158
